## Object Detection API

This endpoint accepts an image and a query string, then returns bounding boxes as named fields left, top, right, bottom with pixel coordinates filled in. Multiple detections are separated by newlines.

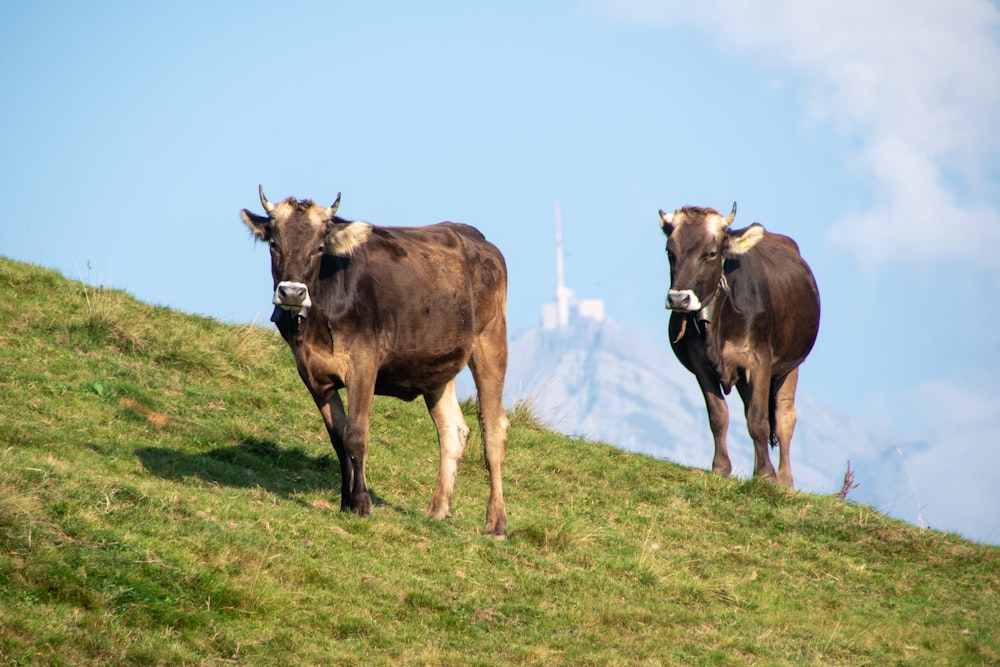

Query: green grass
left=1, top=256, right=997, bottom=666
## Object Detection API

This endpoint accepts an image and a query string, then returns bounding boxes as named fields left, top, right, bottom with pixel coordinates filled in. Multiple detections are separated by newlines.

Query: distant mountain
left=502, top=318, right=934, bottom=533
left=504, top=318, right=712, bottom=465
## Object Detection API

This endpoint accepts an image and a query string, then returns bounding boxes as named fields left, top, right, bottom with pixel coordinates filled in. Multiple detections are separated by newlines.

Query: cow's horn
left=325, top=192, right=342, bottom=220
left=259, top=185, right=275, bottom=215
left=722, top=201, right=737, bottom=227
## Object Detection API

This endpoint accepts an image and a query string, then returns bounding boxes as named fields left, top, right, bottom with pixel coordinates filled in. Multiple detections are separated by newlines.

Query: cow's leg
left=315, top=391, right=352, bottom=510
left=737, top=372, right=778, bottom=482
left=342, top=375, right=376, bottom=517
left=468, top=324, right=509, bottom=537
left=424, top=379, right=471, bottom=521
left=695, top=372, right=732, bottom=477
left=771, top=368, right=799, bottom=488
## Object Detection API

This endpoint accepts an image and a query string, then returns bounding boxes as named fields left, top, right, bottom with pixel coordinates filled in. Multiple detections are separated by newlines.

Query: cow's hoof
left=426, top=498, right=452, bottom=521
left=344, top=492, right=372, bottom=517
left=482, top=513, right=507, bottom=538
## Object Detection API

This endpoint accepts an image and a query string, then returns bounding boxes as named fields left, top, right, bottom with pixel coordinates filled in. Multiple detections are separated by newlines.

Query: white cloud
left=905, top=378, right=1000, bottom=438
left=894, top=380, right=1000, bottom=543
left=598, top=0, right=1000, bottom=273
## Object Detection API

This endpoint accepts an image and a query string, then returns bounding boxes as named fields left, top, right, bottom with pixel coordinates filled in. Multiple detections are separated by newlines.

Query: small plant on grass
left=835, top=459, right=859, bottom=501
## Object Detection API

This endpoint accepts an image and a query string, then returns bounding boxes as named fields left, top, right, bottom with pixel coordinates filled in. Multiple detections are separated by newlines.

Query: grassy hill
left=0, top=256, right=997, bottom=666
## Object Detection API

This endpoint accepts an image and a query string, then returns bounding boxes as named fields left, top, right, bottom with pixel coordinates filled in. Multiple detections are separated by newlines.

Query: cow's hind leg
left=468, top=325, right=509, bottom=538
left=771, top=368, right=799, bottom=488
left=425, top=380, right=471, bottom=521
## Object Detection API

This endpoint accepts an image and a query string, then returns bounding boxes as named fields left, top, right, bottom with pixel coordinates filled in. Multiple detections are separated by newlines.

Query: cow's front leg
left=737, top=376, right=777, bottom=482
left=343, top=376, right=376, bottom=517
left=424, top=380, right=470, bottom=521
left=696, top=372, right=732, bottom=477
left=316, top=391, right=352, bottom=511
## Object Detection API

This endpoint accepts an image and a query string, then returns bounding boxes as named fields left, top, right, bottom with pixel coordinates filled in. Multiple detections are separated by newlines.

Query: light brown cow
left=241, top=187, right=510, bottom=536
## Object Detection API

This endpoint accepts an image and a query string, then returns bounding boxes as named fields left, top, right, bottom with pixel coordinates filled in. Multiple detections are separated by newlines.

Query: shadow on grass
left=136, top=438, right=389, bottom=511
left=136, top=438, right=338, bottom=497
left=135, top=438, right=385, bottom=506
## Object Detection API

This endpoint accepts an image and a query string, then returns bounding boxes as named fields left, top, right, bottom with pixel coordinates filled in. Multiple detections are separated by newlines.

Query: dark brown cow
left=241, top=187, right=509, bottom=536
left=659, top=202, right=820, bottom=487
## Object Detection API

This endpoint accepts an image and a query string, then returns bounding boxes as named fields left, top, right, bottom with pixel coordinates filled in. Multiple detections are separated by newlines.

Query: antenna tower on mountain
left=542, top=199, right=605, bottom=329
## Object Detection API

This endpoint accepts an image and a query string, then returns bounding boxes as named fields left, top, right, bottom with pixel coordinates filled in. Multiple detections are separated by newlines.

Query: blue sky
left=3, top=2, right=999, bottom=540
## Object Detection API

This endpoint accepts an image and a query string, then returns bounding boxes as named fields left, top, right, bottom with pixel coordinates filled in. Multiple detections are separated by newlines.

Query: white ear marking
left=326, top=222, right=373, bottom=257
left=659, top=209, right=677, bottom=235
left=725, top=223, right=765, bottom=256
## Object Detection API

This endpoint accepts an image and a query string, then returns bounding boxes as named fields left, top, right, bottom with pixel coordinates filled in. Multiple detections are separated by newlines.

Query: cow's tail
left=768, top=380, right=779, bottom=449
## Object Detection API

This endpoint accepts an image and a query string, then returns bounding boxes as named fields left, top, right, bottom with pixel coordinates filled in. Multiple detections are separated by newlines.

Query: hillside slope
left=504, top=319, right=964, bottom=539
left=1, top=257, right=997, bottom=666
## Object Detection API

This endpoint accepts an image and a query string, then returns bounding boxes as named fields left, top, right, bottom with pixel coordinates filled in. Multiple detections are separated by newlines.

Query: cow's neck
left=696, top=275, right=730, bottom=332
left=694, top=273, right=729, bottom=332
left=673, top=302, right=714, bottom=343
left=273, top=307, right=310, bottom=347
left=673, top=275, right=729, bottom=344
left=695, top=303, right=713, bottom=329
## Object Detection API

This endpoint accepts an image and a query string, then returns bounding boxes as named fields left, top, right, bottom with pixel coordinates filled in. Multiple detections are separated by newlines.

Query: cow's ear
left=725, top=223, right=765, bottom=256
left=659, top=210, right=675, bottom=236
left=241, top=210, right=271, bottom=242
left=325, top=221, right=373, bottom=257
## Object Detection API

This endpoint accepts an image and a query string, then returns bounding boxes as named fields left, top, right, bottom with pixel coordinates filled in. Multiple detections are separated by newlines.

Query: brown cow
left=659, top=203, right=820, bottom=487
left=241, top=187, right=510, bottom=536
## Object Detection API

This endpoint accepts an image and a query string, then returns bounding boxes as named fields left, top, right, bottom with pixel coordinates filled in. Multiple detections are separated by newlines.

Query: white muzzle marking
left=666, top=289, right=701, bottom=312
left=273, top=281, right=312, bottom=312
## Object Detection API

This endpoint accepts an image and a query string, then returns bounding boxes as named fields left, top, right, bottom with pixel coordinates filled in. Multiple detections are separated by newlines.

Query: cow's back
left=727, top=231, right=820, bottom=370
left=316, top=222, right=506, bottom=397
left=365, top=221, right=504, bottom=299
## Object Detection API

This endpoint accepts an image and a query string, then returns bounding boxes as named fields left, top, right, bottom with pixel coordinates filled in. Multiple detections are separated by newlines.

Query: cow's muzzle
left=666, top=289, right=701, bottom=312
left=272, top=281, right=312, bottom=321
